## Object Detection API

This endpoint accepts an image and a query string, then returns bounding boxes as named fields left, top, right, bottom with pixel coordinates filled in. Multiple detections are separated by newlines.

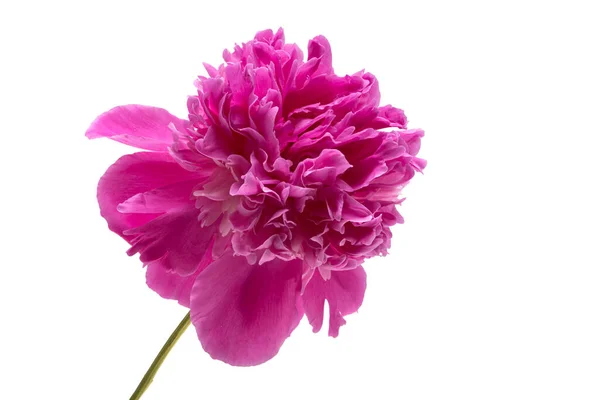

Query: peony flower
left=87, top=28, right=425, bottom=367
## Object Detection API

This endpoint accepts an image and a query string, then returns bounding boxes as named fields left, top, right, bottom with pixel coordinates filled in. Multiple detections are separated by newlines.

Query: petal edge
left=86, top=105, right=187, bottom=151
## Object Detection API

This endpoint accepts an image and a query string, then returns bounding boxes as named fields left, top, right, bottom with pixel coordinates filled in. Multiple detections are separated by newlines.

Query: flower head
left=87, top=28, right=425, bottom=366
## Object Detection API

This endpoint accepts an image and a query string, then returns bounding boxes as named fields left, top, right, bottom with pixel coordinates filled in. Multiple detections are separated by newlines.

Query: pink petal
left=307, top=35, right=333, bottom=76
left=190, top=252, right=303, bottom=366
left=371, top=105, right=407, bottom=129
left=117, top=180, right=198, bottom=214
left=341, top=157, right=389, bottom=190
left=97, top=152, right=200, bottom=239
left=145, top=262, right=197, bottom=307
left=125, top=208, right=219, bottom=276
left=145, top=240, right=214, bottom=307
left=302, top=267, right=367, bottom=337
left=304, top=149, right=352, bottom=186
left=86, top=105, right=187, bottom=151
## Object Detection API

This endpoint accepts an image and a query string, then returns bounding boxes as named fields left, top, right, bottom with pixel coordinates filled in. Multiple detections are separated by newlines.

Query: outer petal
left=117, top=180, right=199, bottom=215
left=302, top=267, right=367, bottom=337
left=97, top=152, right=201, bottom=239
left=145, top=239, right=214, bottom=307
left=86, top=105, right=187, bottom=151
left=125, top=208, right=219, bottom=276
left=190, top=252, right=303, bottom=366
left=146, top=262, right=196, bottom=307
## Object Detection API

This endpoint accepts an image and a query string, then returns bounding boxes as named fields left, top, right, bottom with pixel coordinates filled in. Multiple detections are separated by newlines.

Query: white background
left=1, top=1, right=599, bottom=399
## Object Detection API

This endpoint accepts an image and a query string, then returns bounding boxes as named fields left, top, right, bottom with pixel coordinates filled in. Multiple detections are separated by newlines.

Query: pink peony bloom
left=87, top=28, right=425, bottom=366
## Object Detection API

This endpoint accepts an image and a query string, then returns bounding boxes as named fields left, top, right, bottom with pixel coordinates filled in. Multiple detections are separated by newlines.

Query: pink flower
left=87, top=28, right=425, bottom=366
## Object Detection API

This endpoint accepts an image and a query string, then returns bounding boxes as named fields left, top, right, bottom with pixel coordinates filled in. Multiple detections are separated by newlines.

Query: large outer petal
left=86, top=105, right=187, bottom=151
left=97, top=151, right=217, bottom=302
left=96, top=152, right=201, bottom=239
left=302, top=267, right=367, bottom=337
left=190, top=252, right=303, bottom=366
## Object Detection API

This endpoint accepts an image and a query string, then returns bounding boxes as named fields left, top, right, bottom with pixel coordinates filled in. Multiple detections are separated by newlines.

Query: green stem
left=130, top=312, right=191, bottom=400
